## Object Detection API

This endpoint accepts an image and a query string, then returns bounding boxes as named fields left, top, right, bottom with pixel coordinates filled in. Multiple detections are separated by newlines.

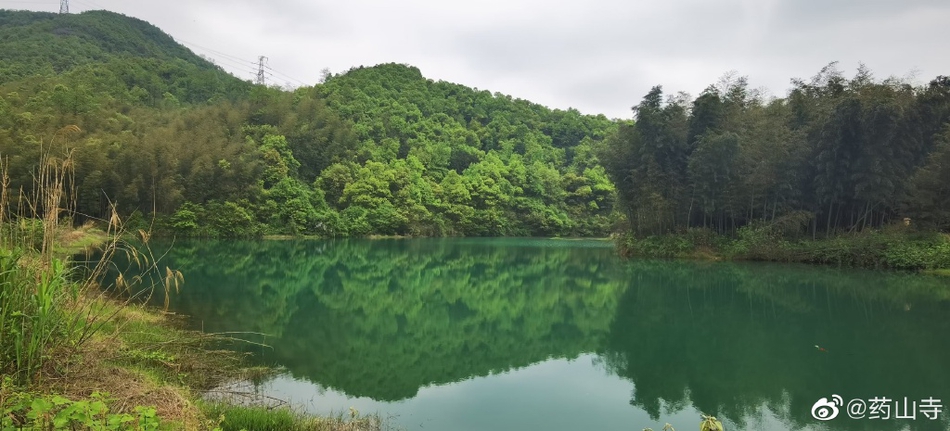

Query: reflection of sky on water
left=236, top=354, right=808, bottom=431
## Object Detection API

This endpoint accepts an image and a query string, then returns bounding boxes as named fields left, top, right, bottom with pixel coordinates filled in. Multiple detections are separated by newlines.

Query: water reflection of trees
left=154, top=240, right=950, bottom=430
left=158, top=239, right=626, bottom=400
left=603, top=260, right=950, bottom=431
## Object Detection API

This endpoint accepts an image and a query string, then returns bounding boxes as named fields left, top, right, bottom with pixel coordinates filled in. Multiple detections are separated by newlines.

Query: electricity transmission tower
left=59, top=0, right=69, bottom=13
left=256, top=56, right=268, bottom=85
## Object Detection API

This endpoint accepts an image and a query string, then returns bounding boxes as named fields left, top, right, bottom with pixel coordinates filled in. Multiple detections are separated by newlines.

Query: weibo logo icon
left=811, top=395, right=844, bottom=421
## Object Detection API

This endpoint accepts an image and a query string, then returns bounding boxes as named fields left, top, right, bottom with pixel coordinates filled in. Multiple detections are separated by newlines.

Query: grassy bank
left=0, top=292, right=394, bottom=431
left=616, top=225, right=950, bottom=271
left=1, top=228, right=394, bottom=430
left=923, top=269, right=950, bottom=277
left=2, top=293, right=389, bottom=430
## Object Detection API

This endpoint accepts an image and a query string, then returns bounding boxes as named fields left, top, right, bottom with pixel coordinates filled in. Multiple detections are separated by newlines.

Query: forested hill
left=305, top=64, right=618, bottom=236
left=0, top=9, right=619, bottom=237
left=0, top=9, right=224, bottom=82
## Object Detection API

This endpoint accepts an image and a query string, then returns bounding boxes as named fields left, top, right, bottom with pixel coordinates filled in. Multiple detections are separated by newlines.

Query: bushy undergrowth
left=618, top=225, right=950, bottom=270
left=786, top=230, right=950, bottom=269
left=0, top=383, right=162, bottom=431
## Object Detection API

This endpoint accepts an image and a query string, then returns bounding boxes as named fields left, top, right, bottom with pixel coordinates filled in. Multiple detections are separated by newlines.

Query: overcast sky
left=8, top=0, right=950, bottom=118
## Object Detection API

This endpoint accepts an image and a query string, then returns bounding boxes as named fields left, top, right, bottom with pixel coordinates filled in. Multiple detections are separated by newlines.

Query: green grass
left=201, top=403, right=390, bottom=431
left=54, top=226, right=110, bottom=256
left=204, top=404, right=301, bottom=431
left=93, top=301, right=249, bottom=391
left=0, top=248, right=80, bottom=386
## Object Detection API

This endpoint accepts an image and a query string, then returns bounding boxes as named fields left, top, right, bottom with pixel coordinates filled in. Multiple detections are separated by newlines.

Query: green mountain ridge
left=0, top=9, right=619, bottom=237
left=0, top=9, right=220, bottom=82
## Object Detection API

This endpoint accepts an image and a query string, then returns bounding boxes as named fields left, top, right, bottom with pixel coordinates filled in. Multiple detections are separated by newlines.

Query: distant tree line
left=602, top=64, right=950, bottom=237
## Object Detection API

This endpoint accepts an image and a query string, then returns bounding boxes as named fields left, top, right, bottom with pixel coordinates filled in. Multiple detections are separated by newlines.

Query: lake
left=138, top=238, right=950, bottom=431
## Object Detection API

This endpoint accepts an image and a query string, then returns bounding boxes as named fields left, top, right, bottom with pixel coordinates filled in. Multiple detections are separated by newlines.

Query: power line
left=264, top=72, right=288, bottom=85
left=71, top=0, right=107, bottom=10
left=195, top=56, right=257, bottom=82
left=59, top=0, right=68, bottom=13
left=264, top=65, right=308, bottom=87
left=264, top=72, right=299, bottom=89
left=176, top=38, right=257, bottom=66
left=150, top=35, right=313, bottom=87
left=200, top=54, right=257, bottom=75
left=170, top=38, right=262, bottom=80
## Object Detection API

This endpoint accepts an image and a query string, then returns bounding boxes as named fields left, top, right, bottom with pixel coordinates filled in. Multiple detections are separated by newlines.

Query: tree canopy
left=3, top=9, right=948, bottom=239
left=0, top=10, right=618, bottom=237
left=602, top=65, right=950, bottom=237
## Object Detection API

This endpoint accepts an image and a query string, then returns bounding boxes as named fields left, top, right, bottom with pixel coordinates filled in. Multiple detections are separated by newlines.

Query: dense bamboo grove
left=602, top=66, right=950, bottom=237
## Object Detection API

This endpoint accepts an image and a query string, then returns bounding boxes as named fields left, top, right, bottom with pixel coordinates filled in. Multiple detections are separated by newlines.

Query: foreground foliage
left=0, top=249, right=76, bottom=385
left=0, top=386, right=160, bottom=431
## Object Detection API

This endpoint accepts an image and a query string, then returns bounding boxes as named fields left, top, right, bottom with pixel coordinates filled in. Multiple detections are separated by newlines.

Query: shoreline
left=613, top=228, right=950, bottom=273
left=2, top=283, right=389, bottom=430
left=2, top=225, right=386, bottom=430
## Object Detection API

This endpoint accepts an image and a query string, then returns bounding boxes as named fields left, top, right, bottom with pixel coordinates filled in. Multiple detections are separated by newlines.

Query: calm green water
left=143, top=239, right=950, bottom=431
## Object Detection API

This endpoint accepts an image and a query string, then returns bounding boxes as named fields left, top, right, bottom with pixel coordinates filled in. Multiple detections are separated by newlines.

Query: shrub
left=0, top=387, right=161, bottom=431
